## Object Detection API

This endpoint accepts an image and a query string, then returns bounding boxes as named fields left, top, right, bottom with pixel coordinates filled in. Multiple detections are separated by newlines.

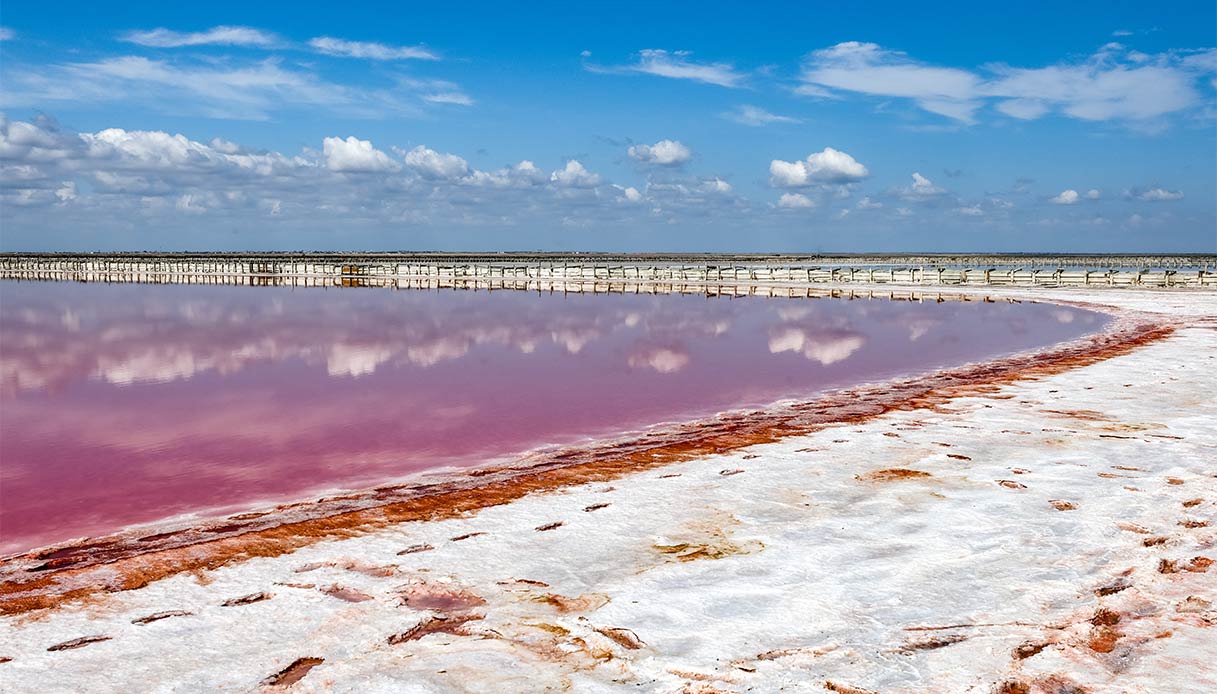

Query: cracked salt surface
left=0, top=286, right=1214, bottom=693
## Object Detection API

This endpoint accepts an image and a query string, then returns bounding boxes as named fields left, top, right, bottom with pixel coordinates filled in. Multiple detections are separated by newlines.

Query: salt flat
left=1, top=285, right=1213, bottom=694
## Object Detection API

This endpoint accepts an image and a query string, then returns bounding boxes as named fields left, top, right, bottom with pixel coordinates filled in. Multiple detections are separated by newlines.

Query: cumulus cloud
left=724, top=105, right=801, bottom=126
left=902, top=172, right=945, bottom=197
left=798, top=41, right=1216, bottom=125
left=777, top=192, right=815, bottom=208
left=308, top=37, right=438, bottom=61
left=627, top=345, right=690, bottom=373
left=0, top=115, right=629, bottom=231
left=614, top=185, right=644, bottom=203
left=1050, top=189, right=1080, bottom=204
left=768, top=327, right=867, bottom=366
left=0, top=27, right=15, bottom=41
left=402, top=145, right=469, bottom=179
left=1128, top=187, right=1184, bottom=201
left=550, top=160, right=602, bottom=188
left=701, top=178, right=732, bottom=194
left=323, top=136, right=399, bottom=173
left=586, top=49, right=745, bottom=88
left=627, top=139, right=692, bottom=166
left=120, top=25, right=278, bottom=48
left=769, top=147, right=869, bottom=187
left=1086, top=189, right=1101, bottom=199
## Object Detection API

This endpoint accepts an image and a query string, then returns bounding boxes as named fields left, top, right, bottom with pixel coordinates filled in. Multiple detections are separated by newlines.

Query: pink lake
left=0, top=281, right=1107, bottom=554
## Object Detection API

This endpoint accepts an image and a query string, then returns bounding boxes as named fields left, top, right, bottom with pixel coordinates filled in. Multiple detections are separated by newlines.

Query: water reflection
left=0, top=281, right=1105, bottom=553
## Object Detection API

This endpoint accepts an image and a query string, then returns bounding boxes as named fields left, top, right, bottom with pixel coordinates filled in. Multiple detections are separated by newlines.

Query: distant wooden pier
left=1, top=252, right=1214, bottom=288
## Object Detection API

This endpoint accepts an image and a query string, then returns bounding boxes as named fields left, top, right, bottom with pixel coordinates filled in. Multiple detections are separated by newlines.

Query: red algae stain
left=858, top=468, right=932, bottom=482
left=132, top=610, right=193, bottom=625
left=221, top=592, right=273, bottom=607
left=261, top=657, right=324, bottom=688
left=531, top=592, right=610, bottom=613
left=47, top=635, right=111, bottom=651
left=1184, top=557, right=1213, bottom=573
left=824, top=680, right=877, bottom=694
left=397, top=581, right=486, bottom=612
left=1013, top=641, right=1047, bottom=659
left=593, top=625, right=646, bottom=650
left=387, top=614, right=480, bottom=644
left=319, top=584, right=375, bottom=603
left=0, top=318, right=1175, bottom=616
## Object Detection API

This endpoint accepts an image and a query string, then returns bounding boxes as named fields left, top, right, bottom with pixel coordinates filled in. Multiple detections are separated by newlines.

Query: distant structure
left=1, top=252, right=1214, bottom=288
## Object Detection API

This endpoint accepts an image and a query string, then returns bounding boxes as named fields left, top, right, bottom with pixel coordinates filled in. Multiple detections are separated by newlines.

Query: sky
left=0, top=1, right=1214, bottom=252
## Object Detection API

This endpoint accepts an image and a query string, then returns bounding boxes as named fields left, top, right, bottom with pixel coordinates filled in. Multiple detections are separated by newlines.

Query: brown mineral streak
left=0, top=315, right=1176, bottom=616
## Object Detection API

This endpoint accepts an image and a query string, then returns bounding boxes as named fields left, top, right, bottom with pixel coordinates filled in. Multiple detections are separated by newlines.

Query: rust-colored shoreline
left=0, top=307, right=1177, bottom=617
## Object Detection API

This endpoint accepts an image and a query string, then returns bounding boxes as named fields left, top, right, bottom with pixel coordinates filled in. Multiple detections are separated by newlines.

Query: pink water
left=0, top=281, right=1106, bottom=553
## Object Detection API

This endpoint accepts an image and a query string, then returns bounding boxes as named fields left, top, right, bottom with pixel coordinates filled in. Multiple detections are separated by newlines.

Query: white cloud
left=614, top=185, right=644, bottom=203
left=769, top=147, right=869, bottom=187
left=904, top=172, right=944, bottom=197
left=801, top=42, right=982, bottom=124
left=994, top=99, right=1051, bottom=120
left=2, top=55, right=461, bottom=120
left=798, top=41, right=1214, bottom=125
left=1085, top=188, right=1101, bottom=199
left=956, top=205, right=983, bottom=216
left=308, top=37, right=438, bottom=61
left=459, top=160, right=548, bottom=188
left=0, top=27, right=15, bottom=41
left=1129, top=187, right=1184, bottom=201
left=421, top=92, right=473, bottom=105
left=856, top=196, right=882, bottom=210
left=550, top=160, right=601, bottom=188
left=5, top=115, right=742, bottom=239
left=588, top=49, right=745, bottom=88
left=778, top=192, right=815, bottom=208
left=627, top=139, right=692, bottom=166
left=120, top=25, right=278, bottom=48
left=323, top=136, right=399, bottom=173
left=402, top=145, right=468, bottom=179
left=54, top=181, right=76, bottom=202
left=628, top=346, right=690, bottom=373
left=1051, top=189, right=1080, bottom=204
left=724, top=105, right=801, bottom=126
left=768, top=327, right=866, bottom=365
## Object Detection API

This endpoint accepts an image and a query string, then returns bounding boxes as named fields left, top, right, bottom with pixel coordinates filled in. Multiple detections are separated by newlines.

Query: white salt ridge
left=1, top=286, right=1214, bottom=693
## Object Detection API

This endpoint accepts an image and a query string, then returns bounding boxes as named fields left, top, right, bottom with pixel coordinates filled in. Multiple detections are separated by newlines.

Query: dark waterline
left=0, top=281, right=1107, bottom=553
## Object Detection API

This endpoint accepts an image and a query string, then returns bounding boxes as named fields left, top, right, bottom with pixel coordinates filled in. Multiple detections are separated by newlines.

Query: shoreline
left=1, top=283, right=1213, bottom=693
left=0, top=286, right=1173, bottom=614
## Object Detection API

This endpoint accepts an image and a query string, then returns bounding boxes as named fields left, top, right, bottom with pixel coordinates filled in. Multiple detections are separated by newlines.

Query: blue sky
left=1, top=1, right=1214, bottom=252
